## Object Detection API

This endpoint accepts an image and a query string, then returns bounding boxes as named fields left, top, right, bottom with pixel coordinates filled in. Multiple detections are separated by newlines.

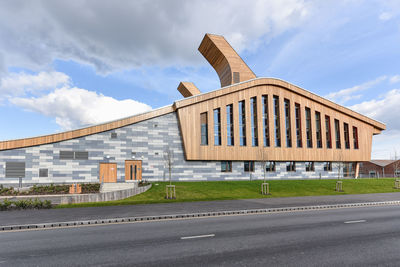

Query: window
left=200, top=112, right=208, bottom=145
left=233, top=72, right=240, bottom=83
left=213, top=108, right=221, bottom=146
left=226, top=104, right=234, bottom=146
left=305, top=107, right=312, bottom=148
left=244, top=161, right=255, bottom=172
left=334, top=119, right=341, bottom=149
left=39, top=168, right=48, bottom=177
left=305, top=162, right=315, bottom=172
left=295, top=103, right=302, bottom=148
left=315, top=112, right=322, bottom=148
left=353, top=126, right=359, bottom=149
left=60, top=151, right=74, bottom=160
left=265, top=161, right=276, bottom=172
left=60, top=151, right=88, bottom=160
left=324, top=162, right=332, bottom=171
left=273, top=96, right=281, bottom=147
left=250, top=97, right=258, bottom=146
left=343, top=163, right=355, bottom=177
left=111, top=132, right=117, bottom=139
left=239, top=100, right=246, bottom=146
left=344, top=123, right=350, bottom=149
left=325, top=115, right=332, bottom=149
left=262, top=95, right=270, bottom=147
left=221, top=161, right=232, bottom=172
left=284, top=99, right=292, bottom=148
left=369, top=171, right=377, bottom=178
left=5, top=162, right=25, bottom=178
left=286, top=161, right=296, bottom=172
left=74, top=151, right=89, bottom=160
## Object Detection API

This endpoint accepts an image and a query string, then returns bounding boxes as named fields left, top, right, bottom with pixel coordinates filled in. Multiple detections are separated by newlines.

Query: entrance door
left=125, top=160, right=142, bottom=181
left=99, top=163, right=117, bottom=183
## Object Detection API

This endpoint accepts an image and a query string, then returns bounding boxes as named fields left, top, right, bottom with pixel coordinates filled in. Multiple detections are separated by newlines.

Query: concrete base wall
left=0, top=184, right=152, bottom=205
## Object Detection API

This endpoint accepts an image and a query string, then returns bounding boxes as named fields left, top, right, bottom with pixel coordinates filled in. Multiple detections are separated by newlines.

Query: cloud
left=350, top=89, right=400, bottom=158
left=390, top=75, right=400, bottom=84
left=325, top=76, right=387, bottom=104
left=0, top=71, right=70, bottom=97
left=0, top=0, right=309, bottom=73
left=379, top=12, right=393, bottom=21
left=10, top=87, right=152, bottom=130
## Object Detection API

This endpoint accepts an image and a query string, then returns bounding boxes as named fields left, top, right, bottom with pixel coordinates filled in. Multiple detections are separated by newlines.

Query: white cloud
left=325, top=76, right=387, bottom=104
left=379, top=12, right=393, bottom=21
left=0, top=71, right=70, bottom=97
left=10, top=87, right=152, bottom=130
left=390, top=75, right=400, bottom=84
left=0, top=0, right=309, bottom=73
left=350, top=88, right=400, bottom=159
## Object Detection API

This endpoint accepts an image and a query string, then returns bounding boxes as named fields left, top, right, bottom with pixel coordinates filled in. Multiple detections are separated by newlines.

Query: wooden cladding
left=177, top=83, right=379, bottom=162
left=198, top=34, right=256, bottom=87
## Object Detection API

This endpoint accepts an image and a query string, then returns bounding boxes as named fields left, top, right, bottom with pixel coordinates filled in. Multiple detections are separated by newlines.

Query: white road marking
left=181, top=234, right=215, bottom=240
left=344, top=220, right=366, bottom=224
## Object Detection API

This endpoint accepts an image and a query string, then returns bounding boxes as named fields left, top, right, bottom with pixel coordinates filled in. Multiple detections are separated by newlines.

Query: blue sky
left=0, top=0, right=399, bottom=158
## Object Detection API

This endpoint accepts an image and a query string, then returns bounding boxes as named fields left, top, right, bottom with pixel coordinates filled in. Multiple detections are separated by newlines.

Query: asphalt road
left=1, top=205, right=400, bottom=266
left=2, top=192, right=400, bottom=226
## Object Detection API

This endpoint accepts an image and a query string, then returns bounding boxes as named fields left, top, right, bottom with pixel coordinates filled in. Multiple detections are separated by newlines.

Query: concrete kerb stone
left=2, top=200, right=400, bottom=232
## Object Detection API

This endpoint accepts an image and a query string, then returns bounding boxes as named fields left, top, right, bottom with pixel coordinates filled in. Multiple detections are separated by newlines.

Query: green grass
left=57, top=178, right=400, bottom=208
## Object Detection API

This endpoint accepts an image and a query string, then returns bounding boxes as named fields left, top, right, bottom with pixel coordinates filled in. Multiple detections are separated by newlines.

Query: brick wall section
left=0, top=112, right=342, bottom=183
left=360, top=161, right=400, bottom=177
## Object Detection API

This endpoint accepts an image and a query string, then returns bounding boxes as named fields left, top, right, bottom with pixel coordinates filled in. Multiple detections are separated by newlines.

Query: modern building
left=0, top=34, right=386, bottom=184
left=359, top=160, right=400, bottom=178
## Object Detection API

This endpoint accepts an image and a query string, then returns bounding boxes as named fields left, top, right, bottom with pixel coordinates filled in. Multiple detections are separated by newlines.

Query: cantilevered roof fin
left=177, top=82, right=201, bottom=98
left=198, top=33, right=256, bottom=87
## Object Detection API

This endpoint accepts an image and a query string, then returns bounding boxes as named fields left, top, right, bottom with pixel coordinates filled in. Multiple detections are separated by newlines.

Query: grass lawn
left=57, top=178, right=400, bottom=208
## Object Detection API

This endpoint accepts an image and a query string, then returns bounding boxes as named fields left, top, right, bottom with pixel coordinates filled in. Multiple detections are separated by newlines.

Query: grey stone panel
left=0, top=113, right=344, bottom=184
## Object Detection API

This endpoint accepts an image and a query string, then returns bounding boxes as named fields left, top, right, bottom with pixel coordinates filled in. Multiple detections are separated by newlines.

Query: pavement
left=1, top=192, right=400, bottom=227
left=1, top=205, right=400, bottom=266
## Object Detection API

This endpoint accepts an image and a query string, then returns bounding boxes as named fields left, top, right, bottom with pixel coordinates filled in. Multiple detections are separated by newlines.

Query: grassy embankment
left=57, top=178, right=400, bottom=208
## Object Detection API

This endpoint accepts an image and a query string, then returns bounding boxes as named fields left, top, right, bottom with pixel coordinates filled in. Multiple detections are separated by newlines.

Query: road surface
left=1, top=205, right=400, bottom=266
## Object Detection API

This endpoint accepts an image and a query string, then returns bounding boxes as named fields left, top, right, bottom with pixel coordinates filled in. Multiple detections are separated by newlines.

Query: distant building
left=360, top=160, right=400, bottom=178
left=0, top=34, right=386, bottom=184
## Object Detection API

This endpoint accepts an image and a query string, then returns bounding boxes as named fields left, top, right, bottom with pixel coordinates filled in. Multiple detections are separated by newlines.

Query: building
left=0, top=34, right=386, bottom=184
left=359, top=160, right=400, bottom=178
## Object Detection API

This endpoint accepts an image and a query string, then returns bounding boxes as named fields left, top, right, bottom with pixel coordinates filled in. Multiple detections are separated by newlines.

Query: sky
left=0, top=0, right=399, bottom=159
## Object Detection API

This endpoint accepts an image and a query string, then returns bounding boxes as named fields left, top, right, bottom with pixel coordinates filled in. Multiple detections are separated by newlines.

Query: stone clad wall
left=0, top=112, right=340, bottom=184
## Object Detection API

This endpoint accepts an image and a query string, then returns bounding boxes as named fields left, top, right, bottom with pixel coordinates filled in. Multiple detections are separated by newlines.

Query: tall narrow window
left=226, top=104, right=234, bottom=146
left=262, top=95, right=270, bottom=147
left=200, top=112, right=208, bottom=145
left=221, top=161, right=232, bottom=172
left=315, top=111, right=322, bottom=148
left=273, top=96, right=281, bottom=147
left=286, top=161, right=296, bottom=172
left=284, top=99, right=292, bottom=148
left=325, top=115, right=332, bottom=149
left=305, top=162, right=314, bottom=172
left=213, top=108, right=221, bottom=146
left=239, top=100, right=246, bottom=146
left=305, top=107, right=312, bottom=148
left=295, top=103, right=302, bottom=148
left=353, top=126, right=359, bottom=149
left=250, top=97, right=258, bottom=146
left=244, top=161, right=255, bottom=172
left=344, top=123, right=350, bottom=149
left=335, top=119, right=341, bottom=149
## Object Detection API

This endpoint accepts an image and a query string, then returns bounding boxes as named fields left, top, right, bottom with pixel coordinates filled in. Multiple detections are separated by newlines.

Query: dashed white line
left=181, top=234, right=215, bottom=240
left=344, top=220, right=366, bottom=224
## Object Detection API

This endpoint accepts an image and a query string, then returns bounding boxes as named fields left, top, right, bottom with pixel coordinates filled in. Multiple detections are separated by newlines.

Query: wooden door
left=125, top=160, right=142, bottom=181
left=99, top=163, right=117, bottom=183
